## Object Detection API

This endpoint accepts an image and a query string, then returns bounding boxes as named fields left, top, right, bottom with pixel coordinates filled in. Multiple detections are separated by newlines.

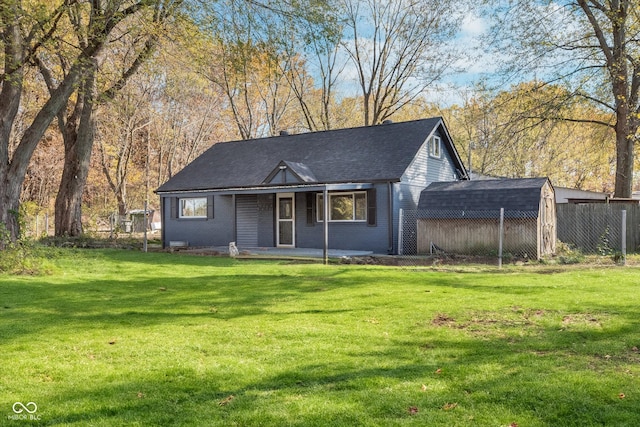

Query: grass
left=1, top=249, right=639, bottom=426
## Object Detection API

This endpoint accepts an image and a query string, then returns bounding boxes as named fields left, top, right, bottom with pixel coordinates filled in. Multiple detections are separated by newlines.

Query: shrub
left=0, top=241, right=48, bottom=275
left=554, top=240, right=585, bottom=265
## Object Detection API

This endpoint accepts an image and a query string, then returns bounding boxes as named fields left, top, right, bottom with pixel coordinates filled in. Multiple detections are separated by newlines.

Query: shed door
left=236, top=195, right=258, bottom=247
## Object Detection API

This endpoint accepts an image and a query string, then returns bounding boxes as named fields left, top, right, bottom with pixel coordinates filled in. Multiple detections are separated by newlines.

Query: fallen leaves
left=619, top=393, right=626, bottom=399
left=442, top=402, right=457, bottom=411
left=219, top=395, right=235, bottom=406
left=408, top=406, right=419, bottom=415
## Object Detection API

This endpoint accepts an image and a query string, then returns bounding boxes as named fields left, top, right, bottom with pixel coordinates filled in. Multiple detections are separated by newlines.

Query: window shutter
left=367, top=189, right=376, bottom=226
left=170, top=197, right=177, bottom=219
left=306, top=193, right=314, bottom=225
left=207, top=196, right=214, bottom=219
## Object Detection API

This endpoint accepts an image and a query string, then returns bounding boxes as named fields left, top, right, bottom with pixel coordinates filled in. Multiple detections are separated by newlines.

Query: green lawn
left=1, top=249, right=639, bottom=426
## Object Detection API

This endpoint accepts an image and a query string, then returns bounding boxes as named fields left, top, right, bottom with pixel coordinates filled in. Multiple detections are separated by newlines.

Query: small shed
left=417, top=178, right=556, bottom=259
left=127, top=209, right=157, bottom=233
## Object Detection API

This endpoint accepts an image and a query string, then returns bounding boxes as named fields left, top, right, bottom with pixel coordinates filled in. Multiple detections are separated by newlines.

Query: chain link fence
left=399, top=205, right=635, bottom=266
left=556, top=204, right=635, bottom=256
left=18, top=213, right=53, bottom=239
left=20, top=211, right=158, bottom=239
left=14, top=203, right=638, bottom=266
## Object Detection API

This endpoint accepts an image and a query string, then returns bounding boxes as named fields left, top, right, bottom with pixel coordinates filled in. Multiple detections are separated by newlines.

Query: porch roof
left=157, top=182, right=374, bottom=196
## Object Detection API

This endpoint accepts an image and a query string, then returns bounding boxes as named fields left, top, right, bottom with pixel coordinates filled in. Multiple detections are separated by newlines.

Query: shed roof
left=157, top=118, right=467, bottom=193
left=418, top=178, right=552, bottom=214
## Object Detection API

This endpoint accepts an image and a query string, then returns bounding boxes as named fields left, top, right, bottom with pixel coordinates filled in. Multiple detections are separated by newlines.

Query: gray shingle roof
left=157, top=118, right=463, bottom=193
left=418, top=178, right=551, bottom=214
left=277, top=161, right=317, bottom=183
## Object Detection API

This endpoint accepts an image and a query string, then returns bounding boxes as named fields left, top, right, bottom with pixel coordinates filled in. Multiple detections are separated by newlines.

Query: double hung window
left=429, top=135, right=441, bottom=158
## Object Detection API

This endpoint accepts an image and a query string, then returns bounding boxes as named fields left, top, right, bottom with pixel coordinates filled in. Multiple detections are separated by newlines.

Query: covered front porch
left=229, top=183, right=379, bottom=263
left=161, top=182, right=392, bottom=262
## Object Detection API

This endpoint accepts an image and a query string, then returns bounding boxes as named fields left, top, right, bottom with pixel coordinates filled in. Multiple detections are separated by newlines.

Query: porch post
left=622, top=209, right=627, bottom=266
left=232, top=194, right=236, bottom=244
left=398, top=208, right=404, bottom=256
left=323, top=187, right=329, bottom=265
left=498, top=207, right=504, bottom=269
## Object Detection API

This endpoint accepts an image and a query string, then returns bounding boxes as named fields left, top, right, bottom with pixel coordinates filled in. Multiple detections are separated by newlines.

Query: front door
left=277, top=193, right=295, bottom=247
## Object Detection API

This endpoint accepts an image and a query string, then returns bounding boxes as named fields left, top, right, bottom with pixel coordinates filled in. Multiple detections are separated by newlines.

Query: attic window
left=429, top=135, right=441, bottom=159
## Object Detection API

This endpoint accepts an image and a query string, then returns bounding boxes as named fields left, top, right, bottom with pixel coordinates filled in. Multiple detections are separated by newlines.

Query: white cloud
left=460, top=13, right=487, bottom=37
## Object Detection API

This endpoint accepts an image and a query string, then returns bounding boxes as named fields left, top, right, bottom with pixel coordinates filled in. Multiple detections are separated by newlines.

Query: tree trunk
left=1, top=62, right=85, bottom=242
left=0, top=15, right=25, bottom=245
left=116, top=192, right=128, bottom=217
left=0, top=171, right=23, bottom=247
left=613, top=114, right=634, bottom=198
left=55, top=63, right=97, bottom=236
left=611, top=55, right=634, bottom=198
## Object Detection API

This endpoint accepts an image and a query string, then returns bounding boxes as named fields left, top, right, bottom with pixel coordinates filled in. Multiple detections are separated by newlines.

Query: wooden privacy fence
left=556, top=203, right=639, bottom=253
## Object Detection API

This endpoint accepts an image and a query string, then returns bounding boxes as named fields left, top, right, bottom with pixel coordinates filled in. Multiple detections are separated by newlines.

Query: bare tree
left=201, top=0, right=301, bottom=139
left=278, top=0, right=345, bottom=131
left=341, top=0, right=464, bottom=126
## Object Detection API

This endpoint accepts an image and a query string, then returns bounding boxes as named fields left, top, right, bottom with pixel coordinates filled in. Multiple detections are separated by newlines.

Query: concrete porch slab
left=210, top=246, right=373, bottom=258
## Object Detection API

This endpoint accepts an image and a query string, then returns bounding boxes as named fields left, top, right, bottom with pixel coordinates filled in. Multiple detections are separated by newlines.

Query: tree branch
left=577, top=0, right=613, bottom=64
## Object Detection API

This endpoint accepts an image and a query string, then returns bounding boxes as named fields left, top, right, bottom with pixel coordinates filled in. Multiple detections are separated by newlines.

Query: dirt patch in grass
left=431, top=313, right=457, bottom=327
left=344, top=254, right=501, bottom=266
left=427, top=309, right=549, bottom=338
left=562, top=313, right=601, bottom=325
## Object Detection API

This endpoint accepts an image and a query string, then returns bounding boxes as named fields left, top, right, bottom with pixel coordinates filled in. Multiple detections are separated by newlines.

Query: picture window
left=317, top=192, right=367, bottom=222
left=179, top=197, right=208, bottom=218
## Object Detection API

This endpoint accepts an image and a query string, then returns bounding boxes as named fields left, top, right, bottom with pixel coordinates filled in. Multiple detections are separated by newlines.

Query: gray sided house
left=156, top=118, right=468, bottom=254
left=417, top=178, right=557, bottom=259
